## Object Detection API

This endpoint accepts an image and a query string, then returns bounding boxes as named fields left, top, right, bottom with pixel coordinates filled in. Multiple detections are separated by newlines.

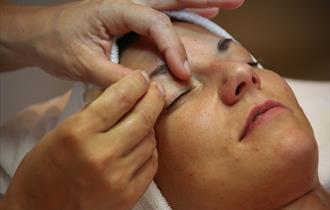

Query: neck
left=279, top=183, right=330, bottom=210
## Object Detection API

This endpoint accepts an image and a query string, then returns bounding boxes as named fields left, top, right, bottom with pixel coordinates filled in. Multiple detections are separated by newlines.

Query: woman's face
left=120, top=22, right=318, bottom=210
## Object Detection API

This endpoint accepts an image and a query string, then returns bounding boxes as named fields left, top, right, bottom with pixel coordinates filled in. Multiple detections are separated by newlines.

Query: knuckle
left=105, top=72, right=149, bottom=111
left=139, top=138, right=156, bottom=157
left=124, top=71, right=148, bottom=89
left=124, top=118, right=148, bottom=138
left=118, top=93, right=135, bottom=109
left=87, top=102, right=110, bottom=125
left=151, top=12, right=171, bottom=26
left=152, top=85, right=165, bottom=104
left=54, top=115, right=94, bottom=155
left=107, top=172, right=128, bottom=192
left=123, top=187, right=138, bottom=201
left=137, top=109, right=154, bottom=128
left=150, top=151, right=159, bottom=173
left=133, top=71, right=149, bottom=86
left=104, top=144, right=119, bottom=160
left=146, top=134, right=156, bottom=150
left=113, top=87, right=136, bottom=109
left=84, top=153, right=106, bottom=174
left=58, top=119, right=84, bottom=145
left=152, top=149, right=159, bottom=163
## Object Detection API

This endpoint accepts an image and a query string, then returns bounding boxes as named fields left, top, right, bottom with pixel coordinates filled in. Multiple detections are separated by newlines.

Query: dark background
left=214, top=0, right=330, bottom=80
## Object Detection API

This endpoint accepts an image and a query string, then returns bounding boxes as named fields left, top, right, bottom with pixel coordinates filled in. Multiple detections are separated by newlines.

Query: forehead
left=173, top=22, right=223, bottom=40
left=119, top=22, right=223, bottom=74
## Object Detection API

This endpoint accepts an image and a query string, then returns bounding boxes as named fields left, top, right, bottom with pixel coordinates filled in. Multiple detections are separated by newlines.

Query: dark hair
left=116, top=32, right=139, bottom=62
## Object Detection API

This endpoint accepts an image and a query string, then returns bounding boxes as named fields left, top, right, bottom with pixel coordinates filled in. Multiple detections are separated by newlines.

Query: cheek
left=156, top=97, right=220, bottom=154
left=268, top=116, right=318, bottom=180
left=154, top=93, right=231, bottom=172
left=250, top=71, right=317, bottom=172
left=241, top=124, right=317, bottom=178
left=258, top=70, right=313, bottom=134
left=258, top=70, right=316, bottom=154
left=259, top=70, right=300, bottom=108
left=250, top=125, right=317, bottom=200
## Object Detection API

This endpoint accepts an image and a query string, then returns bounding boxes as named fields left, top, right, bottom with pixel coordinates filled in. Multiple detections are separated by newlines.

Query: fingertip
left=151, top=81, right=165, bottom=97
left=170, top=63, right=191, bottom=81
left=146, top=82, right=165, bottom=111
left=173, top=61, right=192, bottom=81
left=183, top=60, right=191, bottom=77
left=165, top=50, right=191, bottom=81
left=187, top=8, right=220, bottom=19
left=127, top=70, right=151, bottom=92
left=236, top=0, right=246, bottom=8
left=93, top=64, right=132, bottom=88
left=139, top=70, right=150, bottom=83
left=221, top=0, right=245, bottom=9
left=130, top=70, right=151, bottom=91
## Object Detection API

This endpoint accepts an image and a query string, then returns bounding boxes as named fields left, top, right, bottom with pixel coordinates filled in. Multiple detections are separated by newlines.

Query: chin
left=247, top=111, right=319, bottom=209
left=271, top=122, right=319, bottom=206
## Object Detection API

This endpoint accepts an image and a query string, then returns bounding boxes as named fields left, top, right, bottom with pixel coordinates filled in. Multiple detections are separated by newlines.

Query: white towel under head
left=61, top=10, right=253, bottom=210
left=110, top=10, right=235, bottom=65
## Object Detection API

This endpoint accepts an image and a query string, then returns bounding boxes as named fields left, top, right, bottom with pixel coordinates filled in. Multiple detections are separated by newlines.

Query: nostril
left=235, top=82, right=246, bottom=96
left=252, top=76, right=257, bottom=84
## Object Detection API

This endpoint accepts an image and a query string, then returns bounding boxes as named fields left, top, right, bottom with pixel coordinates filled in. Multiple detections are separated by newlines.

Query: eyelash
left=248, top=61, right=260, bottom=67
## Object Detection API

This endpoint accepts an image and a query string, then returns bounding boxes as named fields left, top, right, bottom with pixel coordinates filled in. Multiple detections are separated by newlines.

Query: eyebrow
left=218, top=38, right=232, bottom=52
left=149, top=63, right=170, bottom=78
left=150, top=38, right=233, bottom=77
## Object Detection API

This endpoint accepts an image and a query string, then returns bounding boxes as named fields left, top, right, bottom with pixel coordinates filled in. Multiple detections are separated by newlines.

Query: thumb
left=185, top=8, right=220, bottom=19
left=133, top=0, right=245, bottom=10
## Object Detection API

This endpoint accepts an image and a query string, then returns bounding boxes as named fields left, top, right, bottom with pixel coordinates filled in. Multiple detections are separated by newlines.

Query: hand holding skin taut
left=0, top=0, right=244, bottom=86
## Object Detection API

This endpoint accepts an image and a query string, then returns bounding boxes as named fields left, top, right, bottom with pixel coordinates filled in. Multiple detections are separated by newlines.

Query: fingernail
left=154, top=82, right=165, bottom=96
left=184, top=60, right=191, bottom=76
left=141, top=71, right=150, bottom=83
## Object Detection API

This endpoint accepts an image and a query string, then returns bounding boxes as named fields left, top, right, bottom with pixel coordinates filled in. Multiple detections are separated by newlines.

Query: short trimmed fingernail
left=154, top=82, right=165, bottom=96
left=184, top=60, right=191, bottom=76
left=141, top=71, right=150, bottom=83
left=131, top=0, right=148, bottom=6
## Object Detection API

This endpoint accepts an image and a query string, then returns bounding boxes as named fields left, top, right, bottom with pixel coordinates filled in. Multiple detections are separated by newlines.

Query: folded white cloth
left=132, top=182, right=171, bottom=210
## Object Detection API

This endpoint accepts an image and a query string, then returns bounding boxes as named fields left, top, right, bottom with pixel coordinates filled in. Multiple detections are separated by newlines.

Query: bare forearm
left=0, top=3, right=44, bottom=72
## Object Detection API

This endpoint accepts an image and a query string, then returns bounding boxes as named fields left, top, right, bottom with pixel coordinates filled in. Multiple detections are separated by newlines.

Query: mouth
left=240, top=100, right=287, bottom=140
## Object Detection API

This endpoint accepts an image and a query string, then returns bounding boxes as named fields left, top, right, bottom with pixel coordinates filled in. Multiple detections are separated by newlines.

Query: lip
left=240, top=100, right=287, bottom=140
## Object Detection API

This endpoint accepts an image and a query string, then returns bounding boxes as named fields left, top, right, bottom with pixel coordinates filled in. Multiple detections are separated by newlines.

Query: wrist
left=0, top=192, right=25, bottom=210
left=0, top=4, right=46, bottom=70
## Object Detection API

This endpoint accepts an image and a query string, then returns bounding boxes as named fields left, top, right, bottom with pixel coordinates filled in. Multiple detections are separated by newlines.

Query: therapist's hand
left=0, top=71, right=165, bottom=210
left=135, top=0, right=245, bottom=18
left=0, top=0, right=244, bottom=86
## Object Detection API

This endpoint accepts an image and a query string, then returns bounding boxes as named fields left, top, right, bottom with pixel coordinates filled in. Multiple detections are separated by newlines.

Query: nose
left=219, top=62, right=261, bottom=105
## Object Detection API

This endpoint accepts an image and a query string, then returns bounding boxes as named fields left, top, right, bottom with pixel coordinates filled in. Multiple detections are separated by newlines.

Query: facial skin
left=118, top=22, right=320, bottom=210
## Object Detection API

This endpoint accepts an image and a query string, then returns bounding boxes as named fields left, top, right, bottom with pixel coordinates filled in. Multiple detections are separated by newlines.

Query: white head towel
left=58, top=10, right=254, bottom=210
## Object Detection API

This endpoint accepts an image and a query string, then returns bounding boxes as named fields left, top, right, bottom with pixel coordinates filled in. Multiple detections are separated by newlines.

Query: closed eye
left=248, top=60, right=261, bottom=68
left=167, top=60, right=259, bottom=109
